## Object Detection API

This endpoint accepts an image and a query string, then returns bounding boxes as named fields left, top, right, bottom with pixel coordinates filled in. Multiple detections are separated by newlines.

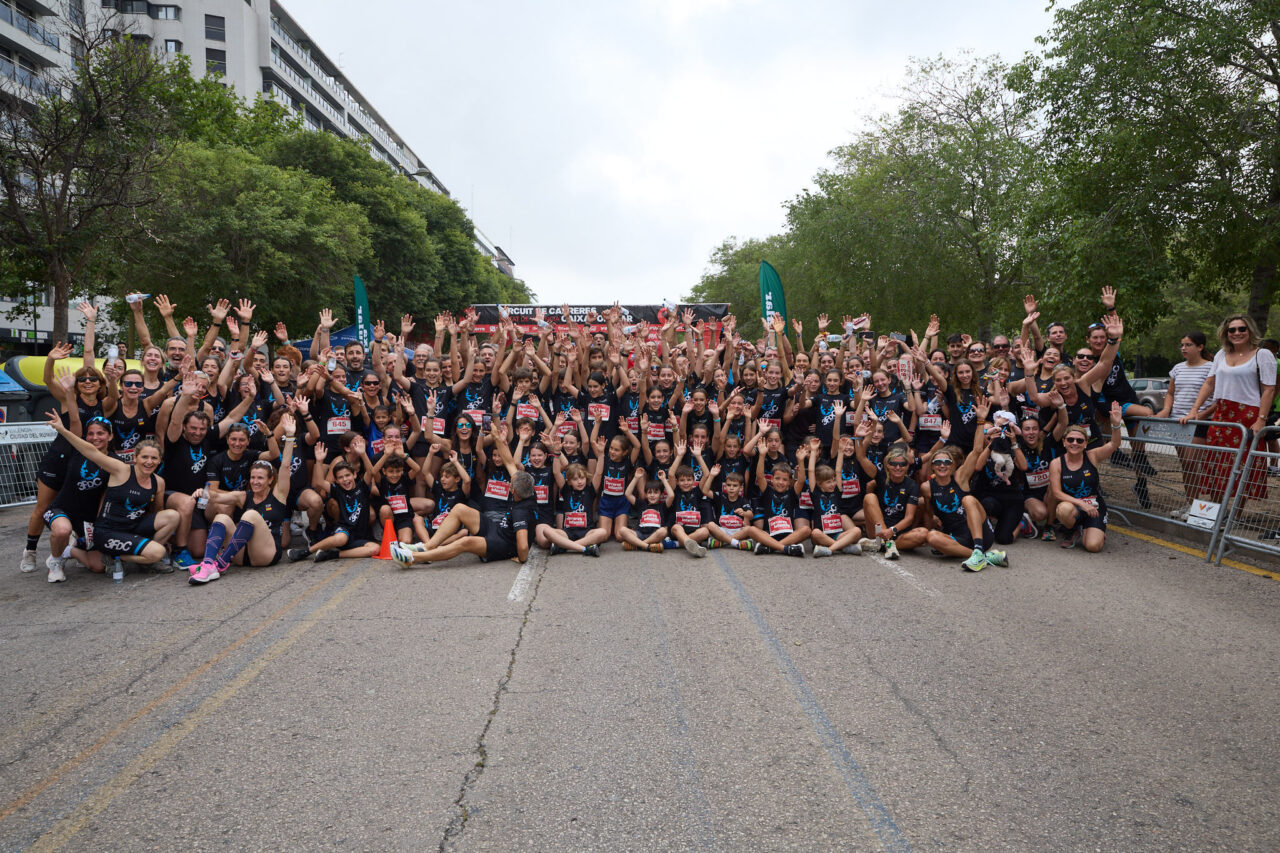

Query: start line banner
left=469, top=303, right=730, bottom=333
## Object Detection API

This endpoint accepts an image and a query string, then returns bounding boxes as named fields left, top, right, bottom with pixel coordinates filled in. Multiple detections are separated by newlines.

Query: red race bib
left=821, top=512, right=843, bottom=534
left=768, top=516, right=793, bottom=536
left=516, top=402, right=538, bottom=421
left=484, top=479, right=510, bottom=500
left=675, top=510, right=702, bottom=528
left=603, top=476, right=625, bottom=496
left=647, top=422, right=667, bottom=442
left=718, top=514, right=744, bottom=531
left=535, top=485, right=549, bottom=504
left=841, top=478, right=861, bottom=498
left=640, top=508, right=662, bottom=528
left=387, top=494, right=408, bottom=514
left=564, top=510, right=588, bottom=528
left=588, top=403, right=611, bottom=422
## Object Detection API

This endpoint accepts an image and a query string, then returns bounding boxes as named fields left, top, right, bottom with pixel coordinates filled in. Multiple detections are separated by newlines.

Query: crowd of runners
left=16, top=286, right=1278, bottom=584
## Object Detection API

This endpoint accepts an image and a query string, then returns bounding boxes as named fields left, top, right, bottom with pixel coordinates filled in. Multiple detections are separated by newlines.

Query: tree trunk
left=49, top=257, right=70, bottom=342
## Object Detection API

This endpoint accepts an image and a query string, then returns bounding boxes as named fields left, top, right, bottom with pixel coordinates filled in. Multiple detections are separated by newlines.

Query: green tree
left=125, top=143, right=372, bottom=332
left=0, top=23, right=188, bottom=339
left=1020, top=0, right=1280, bottom=334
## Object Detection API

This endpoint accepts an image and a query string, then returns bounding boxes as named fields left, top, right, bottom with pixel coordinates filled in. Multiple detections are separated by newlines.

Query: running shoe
left=1019, top=513, right=1037, bottom=540
left=404, top=542, right=428, bottom=553
left=622, top=542, right=637, bottom=551
left=648, top=543, right=665, bottom=553
left=784, top=544, right=806, bottom=558
left=45, top=555, right=65, bottom=583
left=841, top=544, right=863, bottom=556
left=286, top=547, right=310, bottom=563
left=188, top=561, right=220, bottom=585
left=736, top=539, right=754, bottom=551
left=172, top=548, right=197, bottom=568
left=662, top=538, right=680, bottom=550
left=707, top=539, right=722, bottom=549
left=582, top=544, right=601, bottom=557
left=20, top=549, right=36, bottom=573
left=548, top=543, right=566, bottom=556
left=753, top=541, right=771, bottom=555
left=812, top=545, right=832, bottom=558
left=857, top=537, right=882, bottom=553
left=883, top=540, right=900, bottom=560
left=962, top=548, right=987, bottom=572
left=683, top=538, right=707, bottom=558
left=313, top=549, right=339, bottom=563
left=389, top=541, right=415, bottom=567
left=1040, top=526, right=1057, bottom=542
left=1060, top=527, right=1082, bottom=549
left=985, top=549, right=1009, bottom=568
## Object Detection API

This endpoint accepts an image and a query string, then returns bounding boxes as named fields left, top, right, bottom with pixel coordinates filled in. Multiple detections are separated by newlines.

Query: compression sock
left=202, top=521, right=227, bottom=563
left=216, top=520, right=255, bottom=570
left=26, top=535, right=39, bottom=551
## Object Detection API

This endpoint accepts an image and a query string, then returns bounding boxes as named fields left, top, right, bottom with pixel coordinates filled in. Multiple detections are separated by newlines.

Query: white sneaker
left=812, top=545, right=832, bottom=558
left=20, top=549, right=36, bottom=573
left=683, top=538, right=707, bottom=558
left=841, top=544, right=863, bottom=555
left=856, top=538, right=882, bottom=553
left=46, top=556, right=65, bottom=583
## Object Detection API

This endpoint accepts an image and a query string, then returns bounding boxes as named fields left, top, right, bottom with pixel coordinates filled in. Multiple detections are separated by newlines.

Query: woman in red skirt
left=1185, top=314, right=1277, bottom=504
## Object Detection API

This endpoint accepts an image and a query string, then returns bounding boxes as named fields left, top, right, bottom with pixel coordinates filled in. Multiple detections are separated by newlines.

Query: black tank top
left=98, top=469, right=156, bottom=531
left=929, top=477, right=969, bottom=533
left=1059, top=456, right=1105, bottom=508
left=109, top=401, right=155, bottom=460
left=244, top=491, right=288, bottom=545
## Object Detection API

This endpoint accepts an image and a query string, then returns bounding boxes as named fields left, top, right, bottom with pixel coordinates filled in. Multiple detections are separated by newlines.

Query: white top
left=1210, top=348, right=1278, bottom=407
left=1169, top=361, right=1213, bottom=417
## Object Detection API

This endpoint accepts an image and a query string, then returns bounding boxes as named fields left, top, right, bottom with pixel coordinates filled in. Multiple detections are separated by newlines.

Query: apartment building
left=0, top=0, right=514, bottom=274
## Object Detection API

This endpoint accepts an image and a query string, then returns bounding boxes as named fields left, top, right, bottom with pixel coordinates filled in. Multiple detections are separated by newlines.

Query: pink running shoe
left=188, top=561, right=221, bottom=585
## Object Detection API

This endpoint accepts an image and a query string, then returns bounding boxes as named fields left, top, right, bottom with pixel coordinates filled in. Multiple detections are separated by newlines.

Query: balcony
left=269, top=50, right=311, bottom=94
left=0, top=55, right=54, bottom=96
left=0, top=5, right=60, bottom=51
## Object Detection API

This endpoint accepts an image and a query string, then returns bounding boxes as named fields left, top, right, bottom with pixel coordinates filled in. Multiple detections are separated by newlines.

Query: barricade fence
left=1097, top=418, right=1251, bottom=559
left=0, top=423, right=56, bottom=508
left=1214, top=426, right=1280, bottom=565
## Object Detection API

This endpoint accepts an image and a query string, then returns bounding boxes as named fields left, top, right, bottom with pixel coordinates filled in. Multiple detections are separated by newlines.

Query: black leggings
left=981, top=493, right=1024, bottom=545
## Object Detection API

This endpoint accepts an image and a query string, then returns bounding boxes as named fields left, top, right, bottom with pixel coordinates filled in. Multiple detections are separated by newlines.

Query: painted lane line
left=1110, top=524, right=1280, bottom=582
left=870, top=554, right=941, bottom=598
left=507, top=562, right=535, bottom=602
left=714, top=552, right=913, bottom=853
left=29, top=565, right=375, bottom=852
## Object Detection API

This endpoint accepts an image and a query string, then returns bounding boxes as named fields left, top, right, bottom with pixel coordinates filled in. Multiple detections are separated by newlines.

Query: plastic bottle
left=124, top=293, right=150, bottom=304
left=106, top=344, right=119, bottom=361
left=111, top=558, right=123, bottom=584
left=327, top=356, right=337, bottom=372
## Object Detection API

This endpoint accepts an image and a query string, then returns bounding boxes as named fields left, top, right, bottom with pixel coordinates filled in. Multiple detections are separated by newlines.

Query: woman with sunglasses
left=1050, top=406, right=1125, bottom=551
left=190, top=414, right=299, bottom=583
left=861, top=445, right=925, bottom=559
left=917, top=414, right=1004, bottom=571
left=1030, top=315, right=1123, bottom=445
left=109, top=368, right=175, bottom=462
left=42, top=411, right=111, bottom=582
left=1184, top=314, right=1277, bottom=506
left=22, top=328, right=116, bottom=573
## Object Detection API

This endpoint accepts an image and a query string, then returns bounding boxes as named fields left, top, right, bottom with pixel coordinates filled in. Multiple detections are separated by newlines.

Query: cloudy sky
left=286, top=0, right=1057, bottom=306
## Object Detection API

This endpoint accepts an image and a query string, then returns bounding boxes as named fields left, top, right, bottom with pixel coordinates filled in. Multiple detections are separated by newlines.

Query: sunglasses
left=456, top=422, right=473, bottom=429
left=968, top=347, right=986, bottom=354
left=77, top=375, right=99, bottom=383
left=1075, top=353, right=1095, bottom=360
left=1087, top=322, right=1105, bottom=331
left=886, top=460, right=908, bottom=467
left=212, top=345, right=226, bottom=352
left=1063, top=437, right=1087, bottom=445
left=1227, top=325, right=1249, bottom=334
left=121, top=380, right=144, bottom=388
left=931, top=458, right=954, bottom=466
left=991, top=343, right=1010, bottom=349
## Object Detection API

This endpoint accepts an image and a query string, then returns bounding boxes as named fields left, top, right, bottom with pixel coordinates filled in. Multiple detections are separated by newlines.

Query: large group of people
left=17, top=287, right=1278, bottom=585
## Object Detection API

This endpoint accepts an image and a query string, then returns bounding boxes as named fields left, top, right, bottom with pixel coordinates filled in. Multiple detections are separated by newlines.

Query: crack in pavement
left=438, top=548, right=548, bottom=852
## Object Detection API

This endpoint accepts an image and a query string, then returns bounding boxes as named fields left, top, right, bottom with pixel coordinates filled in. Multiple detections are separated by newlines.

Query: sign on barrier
left=0, top=423, right=56, bottom=508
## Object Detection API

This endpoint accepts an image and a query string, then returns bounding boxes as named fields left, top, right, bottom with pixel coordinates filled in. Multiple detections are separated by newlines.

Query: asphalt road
left=0, top=505, right=1277, bottom=852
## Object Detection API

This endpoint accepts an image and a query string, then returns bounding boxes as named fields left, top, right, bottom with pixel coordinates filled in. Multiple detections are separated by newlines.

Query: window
left=164, top=38, right=181, bottom=53
left=150, top=4, right=179, bottom=19
left=205, top=47, right=226, bottom=75
left=204, top=14, right=225, bottom=41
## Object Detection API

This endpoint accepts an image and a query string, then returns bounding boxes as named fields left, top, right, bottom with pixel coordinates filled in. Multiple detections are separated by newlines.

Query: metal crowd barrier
left=0, top=423, right=56, bottom=508
left=1213, top=426, right=1280, bottom=565
left=1097, top=418, right=1250, bottom=560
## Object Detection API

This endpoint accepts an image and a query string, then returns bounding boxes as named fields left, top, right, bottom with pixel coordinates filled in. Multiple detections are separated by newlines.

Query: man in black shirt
left=391, top=472, right=535, bottom=566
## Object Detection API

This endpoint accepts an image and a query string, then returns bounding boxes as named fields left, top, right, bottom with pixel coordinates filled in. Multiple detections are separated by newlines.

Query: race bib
left=327, top=416, right=350, bottom=435
left=1026, top=469, right=1050, bottom=488
left=1080, top=496, right=1099, bottom=509
left=422, top=416, right=446, bottom=435
left=117, top=448, right=135, bottom=462
left=841, top=477, right=861, bottom=498
left=718, top=514, right=744, bottom=531
left=821, top=512, right=843, bottom=534
left=387, top=494, right=408, bottom=514
left=626, top=415, right=640, bottom=433
left=760, top=418, right=781, bottom=432
left=83, top=521, right=94, bottom=548
left=675, top=509, right=702, bottom=528
left=484, top=479, right=510, bottom=500
left=767, top=516, right=793, bottom=536
left=463, top=409, right=485, bottom=426
left=603, top=476, right=625, bottom=496
left=647, top=422, right=667, bottom=442
left=431, top=511, right=449, bottom=529
left=564, top=510, right=587, bottom=528
left=640, top=508, right=662, bottom=528
left=516, top=402, right=538, bottom=421
left=588, top=403, right=611, bottom=422
left=556, top=421, right=576, bottom=437
left=919, top=415, right=942, bottom=430
left=535, top=485, right=549, bottom=504
left=798, top=491, right=812, bottom=509
left=370, top=439, right=384, bottom=455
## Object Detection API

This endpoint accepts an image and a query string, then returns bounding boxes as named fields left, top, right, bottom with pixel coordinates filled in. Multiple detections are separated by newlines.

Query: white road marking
left=870, top=553, right=941, bottom=598
left=507, top=562, right=534, bottom=602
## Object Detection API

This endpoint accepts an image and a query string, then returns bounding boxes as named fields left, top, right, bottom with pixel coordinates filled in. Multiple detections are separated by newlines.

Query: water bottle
left=498, top=305, right=509, bottom=318
left=197, top=490, right=209, bottom=510
left=124, top=293, right=149, bottom=304
left=327, top=356, right=337, bottom=371
left=106, top=344, right=119, bottom=362
left=622, top=325, right=636, bottom=335
left=111, top=558, right=123, bottom=583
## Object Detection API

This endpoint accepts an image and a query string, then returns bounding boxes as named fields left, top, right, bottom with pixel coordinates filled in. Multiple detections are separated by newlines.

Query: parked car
left=1130, top=377, right=1169, bottom=411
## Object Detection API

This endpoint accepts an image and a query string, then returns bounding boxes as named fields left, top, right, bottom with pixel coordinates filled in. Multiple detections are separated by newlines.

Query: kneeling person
left=392, top=471, right=536, bottom=566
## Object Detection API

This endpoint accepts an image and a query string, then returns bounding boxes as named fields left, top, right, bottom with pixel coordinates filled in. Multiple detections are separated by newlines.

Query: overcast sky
left=285, top=0, right=1057, bottom=306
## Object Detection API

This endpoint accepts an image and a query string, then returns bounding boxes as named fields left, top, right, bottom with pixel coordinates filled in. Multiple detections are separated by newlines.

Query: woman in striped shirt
left=1158, top=332, right=1213, bottom=509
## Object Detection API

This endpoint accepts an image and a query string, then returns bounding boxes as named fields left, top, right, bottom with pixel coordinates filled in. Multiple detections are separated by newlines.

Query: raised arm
left=45, top=410, right=129, bottom=478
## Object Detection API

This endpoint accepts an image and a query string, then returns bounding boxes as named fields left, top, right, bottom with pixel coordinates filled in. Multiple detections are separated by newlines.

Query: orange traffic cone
left=375, top=518, right=396, bottom=560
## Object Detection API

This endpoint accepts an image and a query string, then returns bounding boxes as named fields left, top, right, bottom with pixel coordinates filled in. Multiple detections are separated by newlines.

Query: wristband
left=1107, top=337, right=1119, bottom=345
